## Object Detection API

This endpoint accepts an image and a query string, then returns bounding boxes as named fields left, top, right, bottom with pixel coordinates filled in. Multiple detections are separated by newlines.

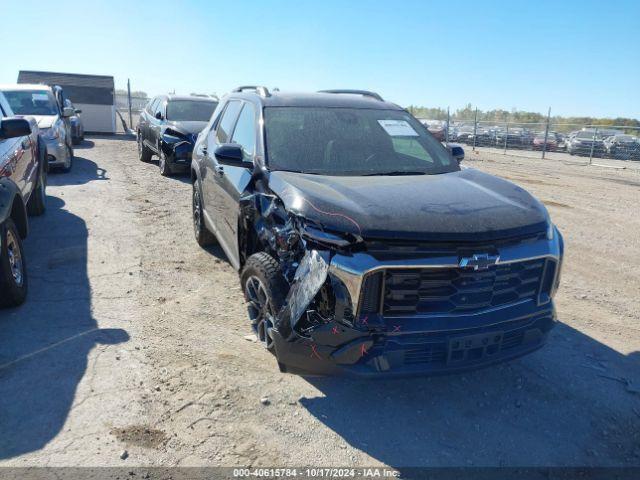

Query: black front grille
left=383, top=259, right=546, bottom=315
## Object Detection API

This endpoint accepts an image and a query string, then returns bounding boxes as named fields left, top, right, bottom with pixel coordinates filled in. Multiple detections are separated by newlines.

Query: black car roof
left=228, top=91, right=403, bottom=110
left=164, top=95, right=217, bottom=102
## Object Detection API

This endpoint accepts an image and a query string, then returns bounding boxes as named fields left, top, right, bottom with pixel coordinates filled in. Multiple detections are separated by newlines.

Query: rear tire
left=27, top=155, right=47, bottom=216
left=240, top=252, right=289, bottom=352
left=192, top=181, right=216, bottom=247
left=0, top=218, right=28, bottom=308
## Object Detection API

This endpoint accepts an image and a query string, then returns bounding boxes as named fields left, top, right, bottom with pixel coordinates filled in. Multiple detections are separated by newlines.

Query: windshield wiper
left=362, top=171, right=427, bottom=176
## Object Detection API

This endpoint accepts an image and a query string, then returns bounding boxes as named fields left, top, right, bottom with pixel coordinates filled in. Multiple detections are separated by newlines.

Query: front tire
left=159, top=147, right=173, bottom=177
left=0, top=218, right=28, bottom=308
left=240, top=252, right=288, bottom=352
left=137, top=133, right=152, bottom=162
left=192, top=181, right=216, bottom=247
left=62, top=145, right=73, bottom=173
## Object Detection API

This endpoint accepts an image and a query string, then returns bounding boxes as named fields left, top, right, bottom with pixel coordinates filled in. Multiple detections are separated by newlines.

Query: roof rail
left=232, top=85, right=271, bottom=97
left=318, top=89, right=384, bottom=101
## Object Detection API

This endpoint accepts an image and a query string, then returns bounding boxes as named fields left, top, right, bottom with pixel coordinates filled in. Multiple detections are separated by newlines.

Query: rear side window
left=146, top=98, right=157, bottom=114
left=231, top=103, right=256, bottom=157
left=215, top=100, right=242, bottom=144
left=154, top=98, right=164, bottom=117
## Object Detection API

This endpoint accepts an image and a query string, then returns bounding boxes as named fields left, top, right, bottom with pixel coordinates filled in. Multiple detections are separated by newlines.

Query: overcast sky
left=2, top=0, right=639, bottom=118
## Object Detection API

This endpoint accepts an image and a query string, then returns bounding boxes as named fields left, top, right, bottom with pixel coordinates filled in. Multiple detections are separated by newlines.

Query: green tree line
left=407, top=103, right=640, bottom=128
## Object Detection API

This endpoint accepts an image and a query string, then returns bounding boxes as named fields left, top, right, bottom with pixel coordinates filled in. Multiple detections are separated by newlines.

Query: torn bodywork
left=239, top=186, right=374, bottom=374
left=161, top=127, right=198, bottom=171
left=237, top=171, right=562, bottom=377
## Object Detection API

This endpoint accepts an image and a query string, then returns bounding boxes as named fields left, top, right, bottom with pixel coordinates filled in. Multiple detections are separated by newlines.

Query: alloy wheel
left=159, top=149, right=166, bottom=172
left=6, top=228, right=24, bottom=287
left=192, top=185, right=202, bottom=238
left=245, top=276, right=274, bottom=349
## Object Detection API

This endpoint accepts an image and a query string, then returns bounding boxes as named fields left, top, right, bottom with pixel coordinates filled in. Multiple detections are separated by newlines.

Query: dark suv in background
left=191, top=87, right=564, bottom=377
left=137, top=94, right=218, bottom=176
left=0, top=92, right=47, bottom=308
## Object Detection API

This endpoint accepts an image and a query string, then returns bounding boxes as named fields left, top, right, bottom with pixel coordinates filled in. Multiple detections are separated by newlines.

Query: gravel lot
left=0, top=136, right=638, bottom=468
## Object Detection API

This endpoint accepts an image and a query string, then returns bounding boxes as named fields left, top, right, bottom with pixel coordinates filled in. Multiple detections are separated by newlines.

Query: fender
left=0, top=177, right=28, bottom=238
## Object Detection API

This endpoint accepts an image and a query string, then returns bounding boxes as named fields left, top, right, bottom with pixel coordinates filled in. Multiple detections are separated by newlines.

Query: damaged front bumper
left=270, top=232, right=563, bottom=377
left=161, top=132, right=197, bottom=170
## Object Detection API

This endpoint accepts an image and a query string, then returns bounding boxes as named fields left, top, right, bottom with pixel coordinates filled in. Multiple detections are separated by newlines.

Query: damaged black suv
left=191, top=86, right=564, bottom=377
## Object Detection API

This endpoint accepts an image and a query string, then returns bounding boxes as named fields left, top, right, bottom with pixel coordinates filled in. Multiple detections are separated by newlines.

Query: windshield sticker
left=377, top=119, right=419, bottom=137
left=32, top=93, right=49, bottom=101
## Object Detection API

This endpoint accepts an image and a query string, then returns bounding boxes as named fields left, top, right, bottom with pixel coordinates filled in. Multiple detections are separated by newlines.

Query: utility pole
left=127, top=78, right=133, bottom=131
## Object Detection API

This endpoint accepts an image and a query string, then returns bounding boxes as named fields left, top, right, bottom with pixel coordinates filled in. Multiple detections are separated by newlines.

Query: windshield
left=264, top=107, right=458, bottom=176
left=166, top=100, right=217, bottom=122
left=3, top=90, right=58, bottom=116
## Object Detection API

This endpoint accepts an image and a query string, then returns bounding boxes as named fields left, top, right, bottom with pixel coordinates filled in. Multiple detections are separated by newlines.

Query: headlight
left=41, top=128, right=59, bottom=140
left=547, top=222, right=555, bottom=240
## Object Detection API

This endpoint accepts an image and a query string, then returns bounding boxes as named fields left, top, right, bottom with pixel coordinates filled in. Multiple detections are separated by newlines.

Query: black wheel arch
left=0, top=178, right=28, bottom=239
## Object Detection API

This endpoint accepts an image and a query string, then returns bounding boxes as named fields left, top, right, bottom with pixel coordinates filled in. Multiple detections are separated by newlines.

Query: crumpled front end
left=161, top=129, right=198, bottom=169
left=240, top=186, right=564, bottom=377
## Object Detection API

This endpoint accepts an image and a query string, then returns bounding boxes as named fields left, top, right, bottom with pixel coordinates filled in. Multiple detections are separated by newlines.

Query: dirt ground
left=0, top=137, right=639, bottom=468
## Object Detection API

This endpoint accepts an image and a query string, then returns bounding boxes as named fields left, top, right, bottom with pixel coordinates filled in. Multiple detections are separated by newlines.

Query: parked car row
left=0, top=91, right=48, bottom=307
left=133, top=86, right=564, bottom=377
left=445, top=122, right=639, bottom=159
left=0, top=83, right=79, bottom=171
left=0, top=82, right=87, bottom=308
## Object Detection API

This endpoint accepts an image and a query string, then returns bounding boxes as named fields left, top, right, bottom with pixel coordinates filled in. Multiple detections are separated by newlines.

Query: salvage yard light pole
left=542, top=107, right=551, bottom=160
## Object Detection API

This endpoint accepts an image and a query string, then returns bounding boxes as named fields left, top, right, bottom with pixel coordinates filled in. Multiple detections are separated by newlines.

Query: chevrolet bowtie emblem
left=459, top=253, right=500, bottom=271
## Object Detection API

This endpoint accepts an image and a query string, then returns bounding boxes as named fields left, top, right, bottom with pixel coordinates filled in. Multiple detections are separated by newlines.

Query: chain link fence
left=115, top=92, right=148, bottom=134
left=416, top=108, right=640, bottom=165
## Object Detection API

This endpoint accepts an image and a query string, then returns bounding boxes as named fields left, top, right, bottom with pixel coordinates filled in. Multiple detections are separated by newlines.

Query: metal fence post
left=504, top=120, right=509, bottom=154
left=127, top=79, right=133, bottom=132
left=542, top=107, right=551, bottom=159
left=589, top=127, right=598, bottom=165
left=472, top=107, right=478, bottom=151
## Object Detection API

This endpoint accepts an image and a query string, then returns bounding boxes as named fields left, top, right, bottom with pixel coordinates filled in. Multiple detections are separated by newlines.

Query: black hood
left=166, top=120, right=208, bottom=135
left=267, top=168, right=549, bottom=242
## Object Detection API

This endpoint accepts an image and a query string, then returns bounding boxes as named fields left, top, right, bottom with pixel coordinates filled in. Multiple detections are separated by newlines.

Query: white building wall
left=74, top=103, right=116, bottom=133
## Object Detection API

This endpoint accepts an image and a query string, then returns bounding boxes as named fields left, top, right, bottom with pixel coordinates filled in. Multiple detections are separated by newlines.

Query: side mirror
left=0, top=118, right=32, bottom=139
left=155, top=111, right=163, bottom=120
left=75, top=109, right=82, bottom=114
left=214, top=144, right=252, bottom=167
left=62, top=107, right=75, bottom=117
left=446, top=143, right=465, bottom=163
